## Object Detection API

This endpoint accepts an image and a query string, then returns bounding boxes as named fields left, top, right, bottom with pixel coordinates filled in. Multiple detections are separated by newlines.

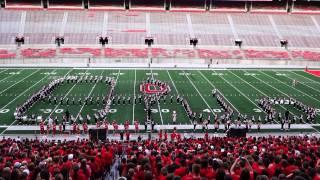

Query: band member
left=104, top=120, right=109, bottom=133
left=40, top=120, right=45, bottom=134
left=73, top=122, right=77, bottom=134
left=96, top=121, right=101, bottom=128
left=59, top=123, right=63, bottom=134
left=134, top=120, right=139, bottom=133
left=83, top=122, right=88, bottom=134
left=113, top=120, right=118, bottom=134
left=46, top=123, right=50, bottom=134
left=124, top=120, right=129, bottom=131
left=159, top=129, right=163, bottom=140
left=164, top=130, right=168, bottom=141
left=214, top=120, right=219, bottom=132
left=172, top=111, right=177, bottom=125
left=52, top=122, right=56, bottom=136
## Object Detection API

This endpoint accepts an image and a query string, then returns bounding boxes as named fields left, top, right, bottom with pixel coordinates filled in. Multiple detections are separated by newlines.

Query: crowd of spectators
left=118, top=135, right=320, bottom=180
left=0, top=134, right=320, bottom=180
left=0, top=137, right=115, bottom=180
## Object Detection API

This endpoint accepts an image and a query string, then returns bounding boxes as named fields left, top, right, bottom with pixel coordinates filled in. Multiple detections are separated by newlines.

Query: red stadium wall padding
left=243, top=49, right=290, bottom=60
left=60, top=48, right=101, bottom=57
left=291, top=50, right=320, bottom=61
left=20, top=48, right=56, bottom=58
left=0, top=49, right=16, bottom=59
left=104, top=48, right=148, bottom=58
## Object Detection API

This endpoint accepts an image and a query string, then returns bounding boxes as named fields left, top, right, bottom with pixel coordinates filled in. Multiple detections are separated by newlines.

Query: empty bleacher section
left=2, top=10, right=320, bottom=48
left=0, top=10, right=320, bottom=65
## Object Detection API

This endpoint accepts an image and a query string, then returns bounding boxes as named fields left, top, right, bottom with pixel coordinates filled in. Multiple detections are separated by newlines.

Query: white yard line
left=212, top=70, right=266, bottom=115
left=75, top=70, right=104, bottom=121
left=132, top=69, right=136, bottom=124
left=198, top=70, right=240, bottom=114
left=279, top=71, right=320, bottom=94
left=182, top=70, right=215, bottom=116
left=46, top=69, right=80, bottom=118
left=151, top=69, right=163, bottom=125
left=0, top=69, right=24, bottom=84
left=167, top=70, right=179, bottom=94
left=260, top=71, right=320, bottom=103
left=0, top=69, right=58, bottom=135
left=0, top=69, right=8, bottom=74
left=0, top=70, right=39, bottom=95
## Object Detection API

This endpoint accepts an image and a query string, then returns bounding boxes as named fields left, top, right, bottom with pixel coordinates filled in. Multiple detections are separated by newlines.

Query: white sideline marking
left=183, top=70, right=215, bottom=116
left=151, top=69, right=163, bottom=125
left=0, top=69, right=58, bottom=135
left=2, top=123, right=317, bottom=131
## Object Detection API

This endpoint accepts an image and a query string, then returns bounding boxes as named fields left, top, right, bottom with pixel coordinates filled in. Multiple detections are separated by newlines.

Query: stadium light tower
left=15, top=36, right=24, bottom=47
left=99, top=37, right=108, bottom=46
left=0, top=0, right=5, bottom=8
left=145, top=37, right=154, bottom=47
left=83, top=0, right=89, bottom=9
left=55, top=37, right=64, bottom=47
left=234, top=39, right=242, bottom=48
left=190, top=38, right=198, bottom=47
left=42, top=0, right=48, bottom=8
left=280, top=39, right=288, bottom=49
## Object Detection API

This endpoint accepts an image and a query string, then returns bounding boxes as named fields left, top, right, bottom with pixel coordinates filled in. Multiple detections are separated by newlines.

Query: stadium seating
left=0, top=135, right=319, bottom=180
left=20, top=48, right=56, bottom=58
left=0, top=49, right=16, bottom=59
left=60, top=48, right=101, bottom=57
left=243, top=49, right=290, bottom=60
left=104, top=48, right=148, bottom=58
left=198, top=49, right=242, bottom=59
left=291, top=50, right=320, bottom=61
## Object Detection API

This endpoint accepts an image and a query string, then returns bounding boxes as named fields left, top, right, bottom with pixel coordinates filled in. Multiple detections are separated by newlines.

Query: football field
left=0, top=68, right=319, bottom=134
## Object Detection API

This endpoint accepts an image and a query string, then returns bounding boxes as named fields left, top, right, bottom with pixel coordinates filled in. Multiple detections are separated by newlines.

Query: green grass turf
left=0, top=68, right=319, bottom=134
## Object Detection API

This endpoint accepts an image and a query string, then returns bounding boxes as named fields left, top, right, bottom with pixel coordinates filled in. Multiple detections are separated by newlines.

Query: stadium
left=0, top=0, right=320, bottom=179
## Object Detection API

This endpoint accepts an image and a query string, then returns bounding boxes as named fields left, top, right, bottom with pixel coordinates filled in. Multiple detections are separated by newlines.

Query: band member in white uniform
left=172, top=110, right=177, bottom=125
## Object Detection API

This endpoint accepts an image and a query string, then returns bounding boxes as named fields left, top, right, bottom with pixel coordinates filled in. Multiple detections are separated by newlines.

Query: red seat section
left=151, top=48, right=198, bottom=58
left=243, top=49, right=290, bottom=60
left=291, top=50, right=320, bottom=61
left=104, top=48, right=148, bottom=58
left=21, top=48, right=56, bottom=58
left=60, top=48, right=101, bottom=57
left=198, top=49, right=243, bottom=59
left=0, top=49, right=16, bottom=59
